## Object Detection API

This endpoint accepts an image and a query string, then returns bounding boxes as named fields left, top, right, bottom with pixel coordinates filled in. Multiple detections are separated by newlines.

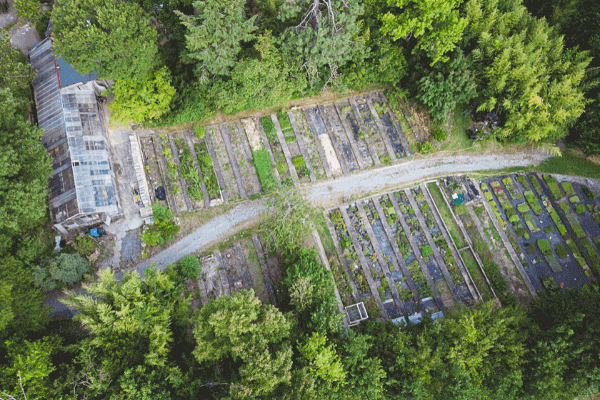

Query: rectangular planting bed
left=157, top=132, right=188, bottom=212
left=276, top=111, right=311, bottom=184
left=240, top=117, right=279, bottom=193
left=337, top=100, right=374, bottom=167
left=189, top=129, right=223, bottom=205
left=172, top=134, right=206, bottom=209
left=303, top=106, right=343, bottom=176
left=139, top=136, right=169, bottom=208
left=259, top=115, right=293, bottom=187
left=207, top=125, right=241, bottom=201
left=288, top=109, right=325, bottom=180
left=320, top=104, right=359, bottom=172
left=221, top=122, right=262, bottom=197
left=352, top=96, right=390, bottom=165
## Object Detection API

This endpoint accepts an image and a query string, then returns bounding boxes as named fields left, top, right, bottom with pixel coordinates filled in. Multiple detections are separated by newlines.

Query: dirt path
left=46, top=150, right=551, bottom=315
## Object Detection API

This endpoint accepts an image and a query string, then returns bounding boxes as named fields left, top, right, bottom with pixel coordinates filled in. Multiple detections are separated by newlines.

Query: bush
left=33, top=253, right=91, bottom=292
left=583, top=187, right=597, bottom=201
left=419, top=141, right=434, bottom=154
left=555, top=244, right=568, bottom=259
left=517, top=203, right=530, bottom=213
left=516, top=227, right=526, bottom=237
left=35, top=10, right=50, bottom=38
left=142, top=203, right=180, bottom=247
left=421, top=245, right=433, bottom=257
left=292, top=156, right=305, bottom=169
left=572, top=223, right=586, bottom=239
left=526, top=244, right=537, bottom=255
left=576, top=204, right=586, bottom=214
left=560, top=181, right=575, bottom=196
left=178, top=254, right=201, bottom=279
left=509, top=214, right=520, bottom=223
left=194, top=125, right=205, bottom=141
left=544, top=226, right=555, bottom=234
left=481, top=183, right=488, bottom=190
left=569, top=196, right=580, bottom=204
left=537, top=239, right=552, bottom=256
left=543, top=175, right=563, bottom=200
left=484, top=192, right=493, bottom=201
left=558, top=225, right=567, bottom=235
left=14, top=0, right=41, bottom=22
left=74, top=234, right=95, bottom=256
left=502, top=177, right=512, bottom=185
left=432, top=127, right=448, bottom=141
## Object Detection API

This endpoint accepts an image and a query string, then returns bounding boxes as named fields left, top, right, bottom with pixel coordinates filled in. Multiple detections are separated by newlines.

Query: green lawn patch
left=253, top=149, right=278, bottom=192
left=543, top=175, right=563, bottom=200
left=537, top=239, right=552, bottom=256
left=572, top=223, right=586, bottom=239
left=545, top=254, right=561, bottom=273
left=460, top=249, right=491, bottom=301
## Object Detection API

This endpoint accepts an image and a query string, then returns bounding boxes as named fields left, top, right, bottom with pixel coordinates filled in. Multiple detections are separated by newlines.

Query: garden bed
left=371, top=96, right=406, bottom=159
left=139, top=136, right=168, bottom=208
left=259, top=115, right=293, bottom=186
left=276, top=111, right=311, bottom=184
left=189, top=130, right=222, bottom=203
left=339, top=100, right=374, bottom=166
left=222, top=122, right=262, bottom=197
left=289, top=109, right=325, bottom=180
left=354, top=97, right=389, bottom=163
left=172, top=134, right=204, bottom=209
left=207, top=125, right=241, bottom=201
left=157, top=132, right=188, bottom=212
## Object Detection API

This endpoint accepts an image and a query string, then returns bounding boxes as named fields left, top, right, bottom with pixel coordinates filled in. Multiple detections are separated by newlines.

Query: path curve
left=46, top=150, right=551, bottom=316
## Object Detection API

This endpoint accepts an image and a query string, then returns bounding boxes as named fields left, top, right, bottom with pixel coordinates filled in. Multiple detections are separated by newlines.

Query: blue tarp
left=392, top=316, right=407, bottom=326
left=453, top=193, right=466, bottom=205
left=90, top=228, right=99, bottom=237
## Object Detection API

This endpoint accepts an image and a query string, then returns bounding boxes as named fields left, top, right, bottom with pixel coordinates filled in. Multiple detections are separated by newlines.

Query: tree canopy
left=52, top=0, right=159, bottom=81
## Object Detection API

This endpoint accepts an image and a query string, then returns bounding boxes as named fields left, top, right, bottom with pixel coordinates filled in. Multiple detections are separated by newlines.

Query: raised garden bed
left=355, top=98, right=389, bottom=162
left=339, top=101, right=374, bottom=165
left=191, top=138, right=221, bottom=202
left=543, top=174, right=563, bottom=200
left=222, top=122, right=262, bottom=197
left=260, top=116, right=293, bottom=186
left=172, top=135, right=204, bottom=208
left=140, top=136, right=168, bottom=208
left=207, top=125, right=240, bottom=201
left=158, top=133, right=188, bottom=211
left=289, top=110, right=326, bottom=180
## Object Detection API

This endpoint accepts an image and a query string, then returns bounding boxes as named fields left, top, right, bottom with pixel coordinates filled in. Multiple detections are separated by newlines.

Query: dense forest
left=1, top=0, right=599, bottom=398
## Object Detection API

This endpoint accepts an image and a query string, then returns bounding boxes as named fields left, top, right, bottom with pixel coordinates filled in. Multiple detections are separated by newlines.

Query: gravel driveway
left=46, top=150, right=551, bottom=316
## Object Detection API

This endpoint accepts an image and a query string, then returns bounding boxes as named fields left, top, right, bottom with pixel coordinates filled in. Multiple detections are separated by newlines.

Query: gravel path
left=46, top=150, right=551, bottom=316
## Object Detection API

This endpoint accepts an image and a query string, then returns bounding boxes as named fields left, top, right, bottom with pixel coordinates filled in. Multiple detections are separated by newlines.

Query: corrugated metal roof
left=30, top=39, right=119, bottom=225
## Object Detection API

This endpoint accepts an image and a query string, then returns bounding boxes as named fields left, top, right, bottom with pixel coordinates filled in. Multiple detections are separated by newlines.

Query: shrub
left=559, top=201, right=570, bottom=214
left=14, top=0, right=41, bottom=22
left=194, top=125, right=205, bottom=141
left=537, top=239, right=552, bottom=256
left=576, top=204, right=586, bottom=214
left=502, top=177, right=512, bottom=185
left=142, top=203, right=180, bottom=247
left=74, top=234, right=95, bottom=256
left=543, top=175, right=563, bottom=200
left=292, top=156, right=305, bottom=169
left=544, top=226, right=555, bottom=233
left=33, top=253, right=91, bottom=292
left=509, top=214, right=520, bottom=223
left=484, top=192, right=493, bottom=201
left=516, top=227, right=526, bottom=237
left=419, top=141, right=434, bottom=154
left=517, top=203, right=530, bottom=213
left=558, top=225, right=567, bottom=235
left=480, top=183, right=488, bottom=190
left=432, top=127, right=448, bottom=141
left=582, top=187, right=597, bottom=201
left=555, top=244, right=568, bottom=259
left=572, top=223, right=586, bottom=239
left=560, top=181, right=575, bottom=196
left=526, top=244, right=537, bottom=255
left=178, top=254, right=201, bottom=279
left=569, top=196, right=580, bottom=204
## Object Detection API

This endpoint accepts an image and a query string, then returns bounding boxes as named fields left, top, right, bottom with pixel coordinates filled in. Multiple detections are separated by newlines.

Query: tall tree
left=278, top=0, right=366, bottom=90
left=464, top=0, right=592, bottom=144
left=52, top=0, right=158, bottom=81
left=0, top=89, right=52, bottom=260
left=0, top=34, right=36, bottom=116
left=176, top=0, right=257, bottom=80
left=191, top=290, right=293, bottom=398
left=380, top=0, right=468, bottom=65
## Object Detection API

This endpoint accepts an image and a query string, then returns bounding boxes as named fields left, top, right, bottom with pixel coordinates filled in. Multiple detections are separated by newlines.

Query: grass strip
left=460, top=249, right=491, bottom=301
left=427, top=182, right=467, bottom=248
left=252, top=149, right=277, bottom=192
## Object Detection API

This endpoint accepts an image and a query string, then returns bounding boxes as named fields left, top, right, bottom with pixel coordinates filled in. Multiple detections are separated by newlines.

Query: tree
left=32, top=253, right=91, bottom=292
left=177, top=254, right=201, bottom=280
left=278, top=0, right=366, bottom=90
left=298, top=331, right=346, bottom=385
left=0, top=34, right=36, bottom=116
left=0, top=336, right=61, bottom=399
left=105, top=66, right=176, bottom=125
left=213, top=33, right=307, bottom=114
left=176, top=0, right=257, bottom=80
left=415, top=49, right=477, bottom=123
left=0, top=257, right=52, bottom=340
left=59, top=265, right=191, bottom=377
left=13, top=0, right=42, bottom=23
left=569, top=96, right=600, bottom=155
left=52, top=0, right=158, bottom=81
left=0, top=89, right=52, bottom=260
left=380, top=0, right=468, bottom=65
left=191, top=290, right=293, bottom=398
left=464, top=0, right=592, bottom=144
left=261, top=187, right=319, bottom=254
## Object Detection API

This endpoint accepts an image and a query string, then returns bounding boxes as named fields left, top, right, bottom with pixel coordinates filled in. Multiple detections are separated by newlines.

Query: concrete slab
left=10, top=23, right=41, bottom=55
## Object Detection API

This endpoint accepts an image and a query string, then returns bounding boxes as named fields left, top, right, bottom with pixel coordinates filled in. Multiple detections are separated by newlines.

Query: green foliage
left=543, top=175, right=563, bottom=199
left=253, top=149, right=277, bottom=192
left=261, top=187, right=319, bottom=254
left=292, top=156, right=305, bottom=169
left=178, top=254, right=201, bottom=279
left=560, top=181, right=575, bottom=196
left=572, top=223, right=586, bottom=238
left=555, top=244, right=568, bottom=259
left=544, top=226, right=555, bottom=233
left=74, top=234, right=95, bottom=256
left=569, top=195, right=580, bottom=204
left=465, top=0, right=592, bottom=144
left=142, top=203, right=180, bottom=247
left=432, top=126, right=448, bottom=141
left=537, top=239, right=552, bottom=256
left=1, top=335, right=61, bottom=399
left=176, top=0, right=257, bottom=79
left=193, top=125, right=205, bottom=141
left=0, top=89, right=52, bottom=259
left=0, top=34, right=35, bottom=117
left=419, top=141, right=434, bottom=154
left=582, top=187, right=597, bottom=201
left=278, top=0, right=366, bottom=90
left=576, top=204, right=586, bottom=214
left=517, top=203, right=530, bottom=213
left=558, top=224, right=567, bottom=235
left=484, top=191, right=493, bottom=200
left=52, top=0, right=158, bottom=80
left=213, top=33, right=307, bottom=114
left=34, top=10, right=51, bottom=38
left=299, top=331, right=347, bottom=385
left=380, top=0, right=468, bottom=65
left=192, top=289, right=293, bottom=397
left=13, top=0, right=41, bottom=22
left=32, top=253, right=91, bottom=292
left=194, top=143, right=220, bottom=199
left=415, top=50, right=477, bottom=123
left=106, top=67, right=176, bottom=124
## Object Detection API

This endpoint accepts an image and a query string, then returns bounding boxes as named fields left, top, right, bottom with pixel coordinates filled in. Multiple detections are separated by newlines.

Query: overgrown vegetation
left=141, top=203, right=180, bottom=247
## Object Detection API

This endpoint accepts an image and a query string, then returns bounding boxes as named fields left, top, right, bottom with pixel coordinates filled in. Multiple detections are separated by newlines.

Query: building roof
left=30, top=38, right=119, bottom=226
